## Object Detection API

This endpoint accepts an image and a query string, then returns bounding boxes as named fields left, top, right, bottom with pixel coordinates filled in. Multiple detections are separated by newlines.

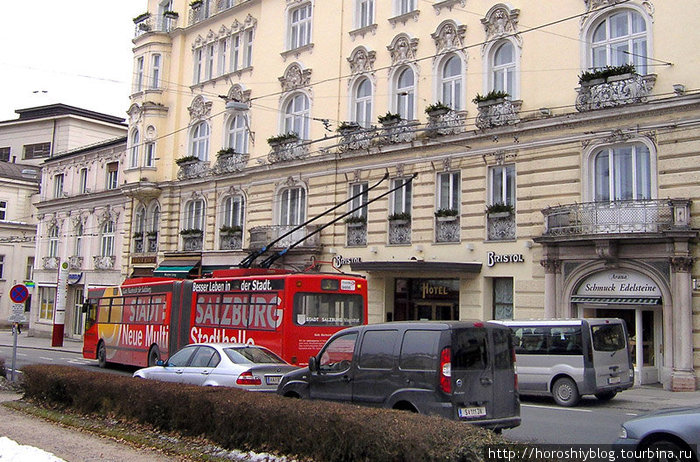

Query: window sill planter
left=487, top=211, right=513, bottom=219
left=389, top=219, right=410, bottom=226
left=437, top=215, right=458, bottom=222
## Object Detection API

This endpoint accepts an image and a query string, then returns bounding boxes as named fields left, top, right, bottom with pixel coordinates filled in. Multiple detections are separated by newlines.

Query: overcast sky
left=0, top=0, right=144, bottom=122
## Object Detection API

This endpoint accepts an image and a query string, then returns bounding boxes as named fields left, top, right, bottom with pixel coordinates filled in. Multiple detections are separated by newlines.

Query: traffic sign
left=9, top=303, right=26, bottom=323
left=10, top=284, right=29, bottom=304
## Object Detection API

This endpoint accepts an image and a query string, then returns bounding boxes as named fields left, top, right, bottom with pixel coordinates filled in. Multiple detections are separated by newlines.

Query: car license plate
left=265, top=375, right=282, bottom=386
left=458, top=406, right=486, bottom=419
left=608, top=376, right=621, bottom=384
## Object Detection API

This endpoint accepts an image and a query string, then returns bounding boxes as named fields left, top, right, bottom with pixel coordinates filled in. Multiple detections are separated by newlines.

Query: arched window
left=149, top=204, right=160, bottom=233
left=283, top=93, right=310, bottom=139
left=590, top=9, right=648, bottom=74
left=185, top=199, right=205, bottom=231
left=395, top=67, right=415, bottom=120
left=135, top=206, right=146, bottom=234
left=279, top=187, right=306, bottom=226
left=354, top=78, right=373, bottom=127
left=100, top=221, right=115, bottom=257
left=190, top=121, right=210, bottom=160
left=226, top=115, right=249, bottom=153
left=593, top=144, right=651, bottom=201
left=130, top=129, right=140, bottom=168
left=223, top=195, right=245, bottom=227
left=492, top=41, right=515, bottom=95
left=48, top=226, right=59, bottom=258
left=441, top=55, right=462, bottom=110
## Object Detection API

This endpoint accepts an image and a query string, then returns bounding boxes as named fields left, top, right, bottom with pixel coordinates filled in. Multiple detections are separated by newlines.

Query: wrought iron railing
left=576, top=74, right=656, bottom=112
left=248, top=225, right=321, bottom=250
left=346, top=223, right=367, bottom=246
left=436, top=217, right=460, bottom=243
left=388, top=220, right=411, bottom=245
left=487, top=213, right=516, bottom=241
left=542, top=199, right=680, bottom=236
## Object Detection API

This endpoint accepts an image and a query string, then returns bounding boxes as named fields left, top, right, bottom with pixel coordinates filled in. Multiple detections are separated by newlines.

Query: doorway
left=393, top=278, right=459, bottom=321
left=580, top=304, right=661, bottom=385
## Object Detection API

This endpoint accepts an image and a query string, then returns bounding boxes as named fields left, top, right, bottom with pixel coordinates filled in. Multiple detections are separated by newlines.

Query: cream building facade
left=126, top=0, right=699, bottom=390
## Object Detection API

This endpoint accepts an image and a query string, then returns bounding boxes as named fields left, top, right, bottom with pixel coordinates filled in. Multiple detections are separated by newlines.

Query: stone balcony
left=267, top=139, right=309, bottom=164
left=346, top=222, right=367, bottom=246
left=42, top=256, right=59, bottom=270
left=487, top=212, right=516, bottom=241
left=436, top=216, right=460, bottom=243
left=248, top=225, right=321, bottom=250
left=93, top=255, right=116, bottom=270
left=388, top=219, right=411, bottom=245
left=177, top=160, right=209, bottom=180
left=575, top=73, right=656, bottom=112
left=475, top=99, right=522, bottom=130
left=540, top=199, right=691, bottom=239
left=68, top=256, right=83, bottom=270
left=220, top=232, right=243, bottom=250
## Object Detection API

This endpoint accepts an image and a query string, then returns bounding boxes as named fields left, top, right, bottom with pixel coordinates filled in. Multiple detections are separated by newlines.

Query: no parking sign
left=10, top=284, right=29, bottom=304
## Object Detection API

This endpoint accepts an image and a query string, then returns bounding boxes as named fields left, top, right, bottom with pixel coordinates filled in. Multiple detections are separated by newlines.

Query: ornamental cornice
left=225, top=84, right=252, bottom=104
left=481, top=4, right=522, bottom=52
left=431, top=20, right=467, bottom=55
left=670, top=256, right=694, bottom=273
left=387, top=34, right=419, bottom=65
left=188, top=95, right=212, bottom=121
left=347, top=46, right=376, bottom=74
left=279, top=63, right=312, bottom=92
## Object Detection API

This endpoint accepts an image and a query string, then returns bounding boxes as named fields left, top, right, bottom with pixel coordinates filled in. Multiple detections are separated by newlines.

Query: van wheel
left=97, top=342, right=107, bottom=369
left=594, top=390, right=617, bottom=401
left=148, top=346, right=160, bottom=367
left=552, top=377, right=580, bottom=407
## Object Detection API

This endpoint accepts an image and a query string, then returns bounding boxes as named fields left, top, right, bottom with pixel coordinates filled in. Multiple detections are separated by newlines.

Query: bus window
left=293, top=293, right=364, bottom=326
left=591, top=324, right=626, bottom=352
left=548, top=327, right=582, bottom=355
left=84, top=302, right=98, bottom=330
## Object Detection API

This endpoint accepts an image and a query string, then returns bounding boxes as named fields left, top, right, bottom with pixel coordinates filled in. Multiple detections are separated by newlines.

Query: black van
left=277, top=321, right=520, bottom=430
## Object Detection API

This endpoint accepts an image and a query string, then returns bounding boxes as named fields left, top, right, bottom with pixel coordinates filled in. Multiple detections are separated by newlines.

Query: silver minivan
left=498, top=318, right=634, bottom=406
left=277, top=321, right=520, bottom=431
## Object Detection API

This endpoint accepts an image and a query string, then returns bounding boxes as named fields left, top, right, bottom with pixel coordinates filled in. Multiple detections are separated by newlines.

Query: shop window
left=493, top=277, right=513, bottom=320
left=39, top=287, right=56, bottom=321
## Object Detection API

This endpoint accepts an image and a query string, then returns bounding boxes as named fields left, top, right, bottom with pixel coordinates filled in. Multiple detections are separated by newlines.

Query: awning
left=153, top=258, right=201, bottom=279
left=571, top=295, right=661, bottom=305
left=350, top=260, right=482, bottom=273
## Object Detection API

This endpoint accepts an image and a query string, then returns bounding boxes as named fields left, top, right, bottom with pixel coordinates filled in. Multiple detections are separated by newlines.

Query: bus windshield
left=591, top=323, right=626, bottom=352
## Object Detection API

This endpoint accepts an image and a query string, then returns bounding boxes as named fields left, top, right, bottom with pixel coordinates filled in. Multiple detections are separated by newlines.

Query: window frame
left=135, top=56, right=145, bottom=92
left=437, top=171, right=460, bottom=212
left=106, top=162, right=119, bottom=190
left=394, top=66, right=415, bottom=120
left=279, top=187, right=306, bottom=226
left=222, top=195, right=245, bottom=228
left=356, top=0, right=374, bottom=29
left=349, top=182, right=369, bottom=218
left=353, top=77, right=373, bottom=128
left=226, top=114, right=249, bottom=153
left=588, top=8, right=649, bottom=75
left=440, top=54, right=463, bottom=110
left=79, top=168, right=88, bottom=194
left=185, top=199, right=205, bottom=231
left=151, top=53, right=161, bottom=89
left=391, top=177, right=412, bottom=215
left=592, top=143, right=652, bottom=201
left=283, top=93, right=310, bottom=139
left=48, top=225, right=59, bottom=258
left=53, top=174, right=64, bottom=199
left=100, top=220, right=115, bottom=257
left=488, top=164, right=516, bottom=207
left=0, top=200, right=6, bottom=221
left=190, top=121, right=210, bottom=160
left=130, top=129, right=140, bottom=168
left=288, top=3, right=312, bottom=50
left=491, top=40, right=516, bottom=96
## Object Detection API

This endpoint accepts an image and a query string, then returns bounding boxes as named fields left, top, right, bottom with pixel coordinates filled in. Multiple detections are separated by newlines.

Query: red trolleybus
left=82, top=270, right=367, bottom=368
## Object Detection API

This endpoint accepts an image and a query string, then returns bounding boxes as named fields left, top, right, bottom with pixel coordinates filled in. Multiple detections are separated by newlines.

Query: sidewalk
left=0, top=331, right=83, bottom=354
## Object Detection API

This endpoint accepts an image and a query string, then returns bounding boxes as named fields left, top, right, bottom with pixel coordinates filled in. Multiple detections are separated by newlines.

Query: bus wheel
left=97, top=342, right=107, bottom=369
left=552, top=377, right=580, bottom=407
left=148, top=346, right=160, bottom=367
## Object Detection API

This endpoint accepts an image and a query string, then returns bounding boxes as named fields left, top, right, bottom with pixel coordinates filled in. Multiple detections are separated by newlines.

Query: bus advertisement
left=82, top=271, right=368, bottom=368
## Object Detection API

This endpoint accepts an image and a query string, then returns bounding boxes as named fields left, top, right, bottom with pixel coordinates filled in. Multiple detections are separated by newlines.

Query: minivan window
left=549, top=327, right=582, bottom=355
left=452, top=328, right=487, bottom=370
left=514, top=328, right=548, bottom=355
left=319, top=333, right=357, bottom=372
left=358, top=330, right=397, bottom=370
left=492, top=328, right=513, bottom=370
left=591, top=324, right=626, bottom=352
left=399, top=329, right=440, bottom=370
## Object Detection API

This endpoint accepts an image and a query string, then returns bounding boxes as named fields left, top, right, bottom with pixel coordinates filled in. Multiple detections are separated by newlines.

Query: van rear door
left=589, top=320, right=632, bottom=388
left=490, top=327, right=520, bottom=421
left=450, top=327, right=494, bottom=422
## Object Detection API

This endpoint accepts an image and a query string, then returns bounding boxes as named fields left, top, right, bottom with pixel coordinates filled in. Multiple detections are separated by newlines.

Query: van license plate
left=459, top=406, right=486, bottom=419
left=266, top=376, right=282, bottom=385
left=608, top=376, right=621, bottom=385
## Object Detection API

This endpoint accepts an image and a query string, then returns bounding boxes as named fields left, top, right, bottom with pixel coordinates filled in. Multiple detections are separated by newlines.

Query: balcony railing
left=189, top=0, right=245, bottom=26
left=346, top=222, right=367, bottom=246
left=487, top=212, right=516, bottom=241
left=388, top=219, right=411, bottom=245
left=476, top=99, right=522, bottom=130
left=248, top=225, right=320, bottom=250
left=93, top=256, right=116, bottom=270
left=436, top=216, right=460, bottom=243
left=220, top=232, right=243, bottom=250
left=576, top=74, right=656, bottom=112
left=541, top=199, right=686, bottom=237
left=134, top=15, right=178, bottom=38
left=177, top=160, right=209, bottom=180
left=182, top=234, right=203, bottom=251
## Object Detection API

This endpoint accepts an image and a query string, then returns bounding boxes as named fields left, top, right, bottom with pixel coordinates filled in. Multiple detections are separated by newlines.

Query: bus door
left=589, top=320, right=632, bottom=388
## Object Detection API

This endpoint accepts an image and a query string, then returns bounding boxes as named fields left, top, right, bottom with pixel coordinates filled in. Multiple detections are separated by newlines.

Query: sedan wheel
left=641, top=439, right=693, bottom=462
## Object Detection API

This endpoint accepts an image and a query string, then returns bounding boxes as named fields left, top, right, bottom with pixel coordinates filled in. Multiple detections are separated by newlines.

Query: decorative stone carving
left=475, top=99, right=522, bottom=129
left=433, top=0, right=466, bottom=15
left=481, top=4, right=522, bottom=51
left=279, top=63, right=312, bottom=91
left=575, top=74, right=657, bottom=112
left=225, top=84, right=252, bottom=104
left=347, top=47, right=376, bottom=74
left=387, top=34, right=419, bottom=65
left=431, top=20, right=466, bottom=55
left=671, top=256, right=694, bottom=273
left=188, top=95, right=212, bottom=121
left=127, top=103, right=142, bottom=125
left=96, top=206, right=120, bottom=226
left=540, top=257, right=561, bottom=274
left=584, top=0, right=654, bottom=18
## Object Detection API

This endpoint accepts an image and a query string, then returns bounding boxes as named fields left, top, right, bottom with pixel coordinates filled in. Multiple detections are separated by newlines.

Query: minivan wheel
left=552, top=377, right=580, bottom=407
left=594, top=390, right=617, bottom=401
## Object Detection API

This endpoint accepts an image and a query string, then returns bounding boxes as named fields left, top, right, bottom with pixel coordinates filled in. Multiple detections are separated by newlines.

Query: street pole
left=11, top=324, right=17, bottom=382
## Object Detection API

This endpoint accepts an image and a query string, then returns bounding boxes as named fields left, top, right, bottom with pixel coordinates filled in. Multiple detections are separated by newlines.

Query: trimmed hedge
left=20, top=365, right=515, bottom=461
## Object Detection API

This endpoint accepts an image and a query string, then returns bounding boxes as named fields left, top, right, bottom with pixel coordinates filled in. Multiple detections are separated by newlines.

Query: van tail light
left=236, top=371, right=262, bottom=386
left=512, top=346, right=519, bottom=390
left=439, top=347, right=451, bottom=394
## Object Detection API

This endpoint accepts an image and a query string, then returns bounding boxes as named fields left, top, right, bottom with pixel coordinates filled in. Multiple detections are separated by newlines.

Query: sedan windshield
left=224, top=347, right=285, bottom=364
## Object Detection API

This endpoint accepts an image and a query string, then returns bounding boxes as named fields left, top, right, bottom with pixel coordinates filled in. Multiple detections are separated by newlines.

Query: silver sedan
left=614, top=406, right=700, bottom=462
left=133, top=343, right=298, bottom=391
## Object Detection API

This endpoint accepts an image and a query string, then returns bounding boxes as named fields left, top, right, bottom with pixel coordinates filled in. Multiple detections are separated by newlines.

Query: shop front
left=571, top=269, right=663, bottom=385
